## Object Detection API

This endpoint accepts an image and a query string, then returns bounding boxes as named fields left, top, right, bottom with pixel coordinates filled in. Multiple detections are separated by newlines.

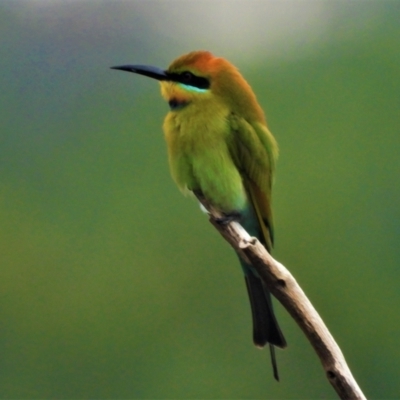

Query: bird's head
left=112, top=51, right=265, bottom=122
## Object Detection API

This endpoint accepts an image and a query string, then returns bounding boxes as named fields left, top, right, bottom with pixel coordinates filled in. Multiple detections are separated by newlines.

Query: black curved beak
left=110, top=65, right=169, bottom=81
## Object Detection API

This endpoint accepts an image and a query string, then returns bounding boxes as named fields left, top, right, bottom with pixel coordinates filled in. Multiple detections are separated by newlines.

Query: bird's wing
left=228, top=114, right=278, bottom=251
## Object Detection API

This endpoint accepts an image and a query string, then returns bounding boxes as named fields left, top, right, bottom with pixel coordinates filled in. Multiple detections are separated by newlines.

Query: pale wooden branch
left=195, top=193, right=366, bottom=400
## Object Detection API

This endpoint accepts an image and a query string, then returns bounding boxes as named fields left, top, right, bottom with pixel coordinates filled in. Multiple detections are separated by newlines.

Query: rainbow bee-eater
left=111, top=51, right=287, bottom=380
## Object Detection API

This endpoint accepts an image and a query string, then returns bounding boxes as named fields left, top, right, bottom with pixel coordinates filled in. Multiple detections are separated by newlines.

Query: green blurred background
left=1, top=1, right=399, bottom=398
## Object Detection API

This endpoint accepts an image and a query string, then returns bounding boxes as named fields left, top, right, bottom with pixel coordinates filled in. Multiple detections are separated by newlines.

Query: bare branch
left=196, top=193, right=366, bottom=400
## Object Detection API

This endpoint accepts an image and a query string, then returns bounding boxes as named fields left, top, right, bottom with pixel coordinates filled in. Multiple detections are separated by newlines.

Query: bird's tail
left=238, top=186, right=286, bottom=380
left=242, top=261, right=286, bottom=380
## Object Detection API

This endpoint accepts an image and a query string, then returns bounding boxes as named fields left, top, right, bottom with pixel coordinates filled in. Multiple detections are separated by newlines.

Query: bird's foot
left=214, top=211, right=241, bottom=225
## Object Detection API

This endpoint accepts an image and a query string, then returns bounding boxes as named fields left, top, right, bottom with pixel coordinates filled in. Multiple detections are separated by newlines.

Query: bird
left=111, top=51, right=287, bottom=380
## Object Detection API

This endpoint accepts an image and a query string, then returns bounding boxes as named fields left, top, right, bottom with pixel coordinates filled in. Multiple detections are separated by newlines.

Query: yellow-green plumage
left=111, top=50, right=286, bottom=381
left=163, top=103, right=246, bottom=211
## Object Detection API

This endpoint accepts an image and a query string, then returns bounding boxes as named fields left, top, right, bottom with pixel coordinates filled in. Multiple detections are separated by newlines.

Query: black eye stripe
left=168, top=71, right=210, bottom=90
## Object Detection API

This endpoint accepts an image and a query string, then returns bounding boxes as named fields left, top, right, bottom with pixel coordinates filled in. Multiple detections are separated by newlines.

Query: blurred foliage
left=0, top=1, right=399, bottom=399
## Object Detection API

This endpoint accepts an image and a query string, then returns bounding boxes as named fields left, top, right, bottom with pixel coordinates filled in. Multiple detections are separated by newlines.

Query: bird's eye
left=181, top=71, right=194, bottom=84
left=173, top=71, right=210, bottom=90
